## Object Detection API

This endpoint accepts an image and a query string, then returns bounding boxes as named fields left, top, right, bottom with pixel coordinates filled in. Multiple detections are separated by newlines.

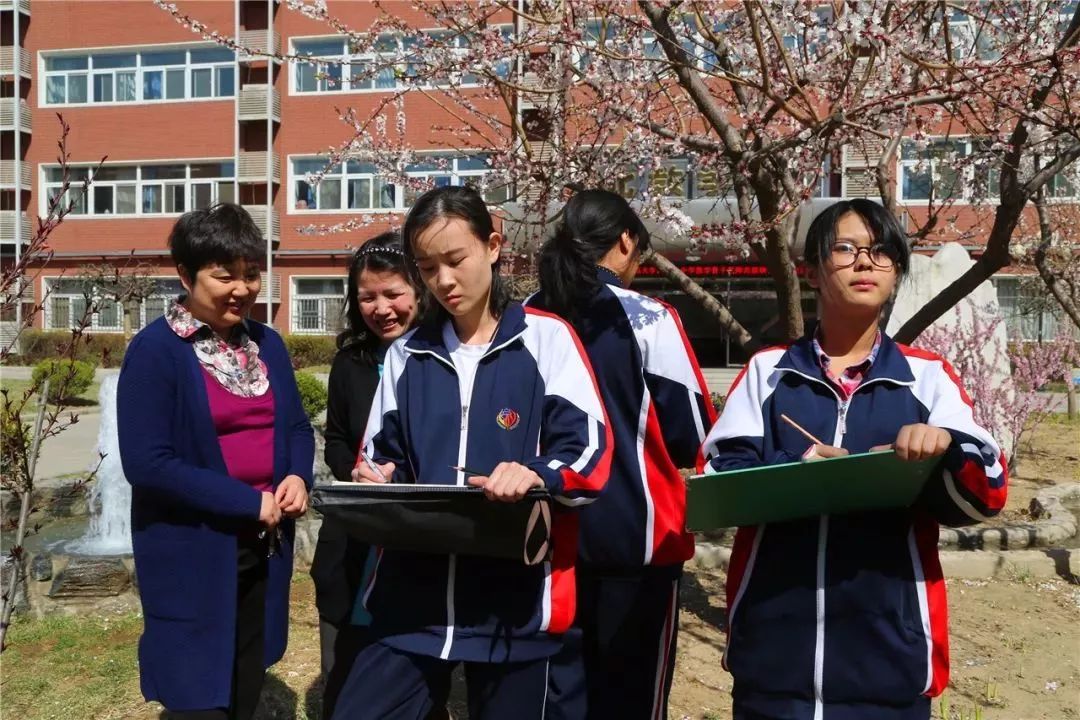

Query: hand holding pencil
left=352, top=449, right=395, bottom=484
left=780, top=414, right=849, bottom=462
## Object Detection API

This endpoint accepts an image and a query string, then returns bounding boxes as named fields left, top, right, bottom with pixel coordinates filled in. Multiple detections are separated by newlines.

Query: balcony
left=238, top=30, right=282, bottom=63
left=0, top=211, right=31, bottom=245
left=237, top=151, right=281, bottom=184
left=243, top=204, right=281, bottom=244
left=0, top=98, right=32, bottom=134
left=238, top=85, right=281, bottom=123
left=0, top=0, right=31, bottom=15
left=0, top=47, right=31, bottom=79
left=0, top=160, right=30, bottom=189
left=256, top=272, right=281, bottom=304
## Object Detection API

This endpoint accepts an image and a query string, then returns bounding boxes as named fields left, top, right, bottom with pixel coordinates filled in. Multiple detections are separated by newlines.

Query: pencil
left=780, top=414, right=826, bottom=446
left=450, top=464, right=487, bottom=477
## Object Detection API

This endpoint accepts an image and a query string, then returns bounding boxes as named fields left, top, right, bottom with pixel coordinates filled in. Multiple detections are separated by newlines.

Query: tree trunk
left=1067, top=370, right=1077, bottom=421
left=755, top=185, right=804, bottom=341
left=644, top=250, right=759, bottom=352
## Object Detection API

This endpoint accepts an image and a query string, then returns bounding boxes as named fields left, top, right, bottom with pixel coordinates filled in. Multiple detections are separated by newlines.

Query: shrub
left=283, top=335, right=337, bottom=369
left=711, top=392, right=726, bottom=416
left=31, top=359, right=96, bottom=403
left=294, top=371, right=328, bottom=422
left=17, top=330, right=128, bottom=368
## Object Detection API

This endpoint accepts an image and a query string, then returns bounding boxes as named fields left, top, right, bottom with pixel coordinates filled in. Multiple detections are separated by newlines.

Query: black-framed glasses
left=829, top=242, right=898, bottom=269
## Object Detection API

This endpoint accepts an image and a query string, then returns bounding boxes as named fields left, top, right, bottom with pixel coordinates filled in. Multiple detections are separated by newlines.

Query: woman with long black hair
left=312, top=231, right=420, bottom=718
left=529, top=189, right=716, bottom=719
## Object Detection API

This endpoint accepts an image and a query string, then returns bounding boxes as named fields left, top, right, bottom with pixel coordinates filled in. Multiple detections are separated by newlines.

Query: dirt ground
left=995, top=417, right=1080, bottom=520
left=3, top=425, right=1077, bottom=719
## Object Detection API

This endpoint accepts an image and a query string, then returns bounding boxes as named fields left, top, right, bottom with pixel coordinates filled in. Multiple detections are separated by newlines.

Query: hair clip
left=357, top=245, right=405, bottom=258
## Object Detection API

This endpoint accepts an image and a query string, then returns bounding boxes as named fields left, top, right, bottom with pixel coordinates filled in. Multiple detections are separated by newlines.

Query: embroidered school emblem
left=496, top=408, right=520, bottom=431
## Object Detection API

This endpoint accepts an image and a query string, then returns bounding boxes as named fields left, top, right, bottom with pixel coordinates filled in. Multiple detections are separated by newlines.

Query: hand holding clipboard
left=455, top=463, right=545, bottom=503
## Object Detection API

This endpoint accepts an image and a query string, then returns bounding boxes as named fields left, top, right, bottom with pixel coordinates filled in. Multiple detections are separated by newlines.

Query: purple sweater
left=203, top=368, right=275, bottom=493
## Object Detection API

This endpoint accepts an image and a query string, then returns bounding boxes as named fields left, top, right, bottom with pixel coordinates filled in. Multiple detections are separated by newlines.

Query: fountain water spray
left=69, top=374, right=131, bottom=555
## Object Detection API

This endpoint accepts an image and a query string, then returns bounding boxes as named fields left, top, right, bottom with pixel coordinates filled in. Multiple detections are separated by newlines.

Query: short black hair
left=401, top=185, right=509, bottom=322
left=803, top=199, right=911, bottom=277
left=168, top=203, right=264, bottom=279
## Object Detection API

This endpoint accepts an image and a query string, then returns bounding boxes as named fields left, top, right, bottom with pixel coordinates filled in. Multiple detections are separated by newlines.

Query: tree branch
left=644, top=249, right=759, bottom=351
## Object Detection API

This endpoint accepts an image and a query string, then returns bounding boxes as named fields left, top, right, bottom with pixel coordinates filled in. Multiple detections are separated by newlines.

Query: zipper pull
left=838, top=402, right=848, bottom=437
left=461, top=405, right=468, bottom=431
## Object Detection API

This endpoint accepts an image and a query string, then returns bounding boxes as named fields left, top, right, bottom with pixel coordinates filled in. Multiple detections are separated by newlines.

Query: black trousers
left=547, top=563, right=683, bottom=720
left=164, top=537, right=269, bottom=720
left=319, top=619, right=371, bottom=720
left=332, top=642, right=551, bottom=720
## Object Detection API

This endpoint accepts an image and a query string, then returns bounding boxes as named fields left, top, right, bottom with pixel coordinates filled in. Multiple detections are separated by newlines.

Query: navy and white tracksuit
left=704, top=333, right=1008, bottom=720
left=529, top=270, right=716, bottom=719
left=332, top=302, right=612, bottom=719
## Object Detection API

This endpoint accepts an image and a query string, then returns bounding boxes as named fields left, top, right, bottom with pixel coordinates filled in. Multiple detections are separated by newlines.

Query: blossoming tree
left=158, top=0, right=1080, bottom=349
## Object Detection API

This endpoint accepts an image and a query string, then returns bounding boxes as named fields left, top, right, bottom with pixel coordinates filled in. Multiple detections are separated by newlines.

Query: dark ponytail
left=401, top=185, right=510, bottom=324
left=538, top=189, right=651, bottom=322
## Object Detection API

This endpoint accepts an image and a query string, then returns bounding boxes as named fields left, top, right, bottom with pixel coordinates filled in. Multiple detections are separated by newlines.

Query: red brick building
left=1, top=1, right=1074, bottom=365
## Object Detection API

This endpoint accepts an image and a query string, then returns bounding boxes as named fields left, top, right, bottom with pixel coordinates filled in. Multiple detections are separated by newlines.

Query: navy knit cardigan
left=117, top=315, right=314, bottom=711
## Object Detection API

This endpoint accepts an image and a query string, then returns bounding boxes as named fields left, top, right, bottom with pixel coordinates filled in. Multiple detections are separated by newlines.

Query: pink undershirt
left=202, top=368, right=275, bottom=493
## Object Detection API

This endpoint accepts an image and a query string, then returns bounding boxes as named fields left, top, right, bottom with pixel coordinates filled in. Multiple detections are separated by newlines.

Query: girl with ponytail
left=529, top=189, right=716, bottom=719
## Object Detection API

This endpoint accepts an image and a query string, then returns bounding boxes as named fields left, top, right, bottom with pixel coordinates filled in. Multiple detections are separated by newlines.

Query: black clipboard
left=311, top=483, right=553, bottom=565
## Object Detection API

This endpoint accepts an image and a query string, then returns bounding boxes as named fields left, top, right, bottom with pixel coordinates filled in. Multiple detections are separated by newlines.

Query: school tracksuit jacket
left=529, top=270, right=716, bottom=568
left=703, top=333, right=1007, bottom=720
left=359, top=301, right=613, bottom=663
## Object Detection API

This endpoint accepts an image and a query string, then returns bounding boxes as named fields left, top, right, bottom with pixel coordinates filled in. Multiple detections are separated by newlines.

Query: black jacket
left=310, top=348, right=380, bottom=624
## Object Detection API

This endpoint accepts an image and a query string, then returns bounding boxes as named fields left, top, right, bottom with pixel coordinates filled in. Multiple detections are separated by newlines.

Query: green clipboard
left=685, top=450, right=941, bottom=530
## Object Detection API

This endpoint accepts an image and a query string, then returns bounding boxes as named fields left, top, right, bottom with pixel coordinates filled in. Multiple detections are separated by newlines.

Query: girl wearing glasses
left=702, top=199, right=1007, bottom=720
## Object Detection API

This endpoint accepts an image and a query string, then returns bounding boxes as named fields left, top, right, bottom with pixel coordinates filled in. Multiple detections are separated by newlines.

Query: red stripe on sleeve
left=642, top=400, right=696, bottom=565
left=545, top=512, right=579, bottom=634
left=525, top=306, right=613, bottom=495
left=655, top=299, right=719, bottom=473
left=913, top=514, right=950, bottom=697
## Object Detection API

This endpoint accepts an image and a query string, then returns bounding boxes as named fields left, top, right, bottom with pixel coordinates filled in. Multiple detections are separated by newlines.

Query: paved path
left=33, top=410, right=103, bottom=483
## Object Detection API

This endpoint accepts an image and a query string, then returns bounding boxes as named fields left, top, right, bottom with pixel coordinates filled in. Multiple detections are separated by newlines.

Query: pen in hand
left=354, top=448, right=392, bottom=483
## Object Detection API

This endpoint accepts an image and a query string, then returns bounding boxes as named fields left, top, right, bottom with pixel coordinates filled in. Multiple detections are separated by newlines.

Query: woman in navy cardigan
left=118, top=204, right=314, bottom=720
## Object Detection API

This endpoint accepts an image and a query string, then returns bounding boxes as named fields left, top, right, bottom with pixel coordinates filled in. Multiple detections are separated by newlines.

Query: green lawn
left=2, top=613, right=148, bottom=720
left=3, top=576, right=324, bottom=720
left=0, top=378, right=101, bottom=408
left=298, top=364, right=331, bottom=374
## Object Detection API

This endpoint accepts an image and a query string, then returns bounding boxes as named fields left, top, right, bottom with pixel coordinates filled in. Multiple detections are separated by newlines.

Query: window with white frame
left=46, top=277, right=183, bottom=333
left=899, top=139, right=973, bottom=202
left=994, top=276, right=1077, bottom=342
left=900, top=138, right=1077, bottom=203
left=44, top=46, right=234, bottom=106
left=292, top=28, right=512, bottom=94
left=43, top=162, right=235, bottom=217
left=292, top=154, right=508, bottom=212
left=292, top=278, right=346, bottom=334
